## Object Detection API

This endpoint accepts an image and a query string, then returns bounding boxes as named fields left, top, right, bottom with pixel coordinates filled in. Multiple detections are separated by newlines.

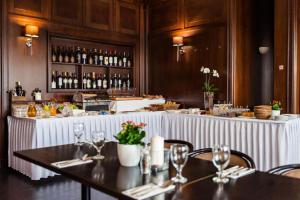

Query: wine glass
left=73, top=122, right=85, bottom=146
left=170, top=144, right=189, bottom=183
left=92, top=131, right=106, bottom=160
left=212, top=145, right=231, bottom=183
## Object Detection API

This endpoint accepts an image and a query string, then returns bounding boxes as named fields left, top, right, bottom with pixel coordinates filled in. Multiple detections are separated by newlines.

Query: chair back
left=268, top=164, right=300, bottom=179
left=190, top=148, right=256, bottom=168
left=164, top=139, right=194, bottom=152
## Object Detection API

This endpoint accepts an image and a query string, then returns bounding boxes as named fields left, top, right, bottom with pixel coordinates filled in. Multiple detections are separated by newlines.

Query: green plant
left=272, top=100, right=282, bottom=111
left=114, top=121, right=146, bottom=145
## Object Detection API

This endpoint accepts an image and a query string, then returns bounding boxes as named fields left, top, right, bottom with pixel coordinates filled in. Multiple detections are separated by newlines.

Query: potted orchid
left=200, top=66, right=220, bottom=110
left=271, top=100, right=282, bottom=118
left=114, top=121, right=146, bottom=167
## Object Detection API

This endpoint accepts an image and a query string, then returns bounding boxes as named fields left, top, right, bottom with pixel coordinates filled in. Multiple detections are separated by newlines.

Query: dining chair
left=268, top=164, right=300, bottom=179
left=164, top=139, right=194, bottom=152
left=190, top=148, right=256, bottom=168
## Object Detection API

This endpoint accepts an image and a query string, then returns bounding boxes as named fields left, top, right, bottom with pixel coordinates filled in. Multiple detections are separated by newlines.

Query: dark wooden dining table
left=14, top=142, right=300, bottom=200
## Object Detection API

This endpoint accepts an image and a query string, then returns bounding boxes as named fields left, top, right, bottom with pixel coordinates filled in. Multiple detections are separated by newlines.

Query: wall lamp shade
left=173, top=36, right=184, bottom=47
left=25, top=25, right=39, bottom=38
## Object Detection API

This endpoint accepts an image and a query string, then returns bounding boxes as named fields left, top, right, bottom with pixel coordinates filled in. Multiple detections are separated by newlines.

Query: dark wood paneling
left=84, top=0, right=113, bottom=31
left=9, top=0, right=49, bottom=19
left=184, top=0, right=227, bottom=28
left=149, top=0, right=183, bottom=33
left=51, top=0, right=83, bottom=25
left=116, top=0, right=139, bottom=35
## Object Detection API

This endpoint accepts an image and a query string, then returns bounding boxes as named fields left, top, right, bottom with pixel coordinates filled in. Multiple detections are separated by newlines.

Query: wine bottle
left=118, top=74, right=122, bottom=89
left=113, top=73, right=118, bottom=89
left=88, top=49, right=93, bottom=65
left=122, top=75, right=126, bottom=89
left=127, top=73, right=131, bottom=89
left=113, top=50, right=118, bottom=67
left=97, top=73, right=102, bottom=89
left=64, top=46, right=70, bottom=63
left=52, top=46, right=57, bottom=62
left=51, top=71, right=57, bottom=89
left=70, top=46, right=75, bottom=63
left=86, top=73, right=92, bottom=89
left=58, top=46, right=63, bottom=63
left=83, top=73, right=87, bottom=89
left=103, top=74, right=108, bottom=89
left=63, top=72, right=68, bottom=89
left=109, top=74, right=113, bottom=88
left=93, top=49, right=98, bottom=65
left=104, top=50, right=109, bottom=66
left=123, top=51, right=127, bottom=67
left=109, top=50, right=113, bottom=67
left=127, top=52, right=132, bottom=68
left=76, top=46, right=82, bottom=64
left=118, top=52, right=123, bottom=67
left=57, top=72, right=63, bottom=89
left=99, top=49, right=104, bottom=66
left=68, top=72, right=73, bottom=89
left=82, top=48, right=87, bottom=65
left=92, top=72, right=97, bottom=89
left=73, top=73, right=79, bottom=89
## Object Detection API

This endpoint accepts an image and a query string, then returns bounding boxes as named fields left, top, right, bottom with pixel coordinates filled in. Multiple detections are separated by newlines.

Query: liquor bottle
left=57, top=72, right=63, bottom=89
left=64, top=46, right=70, bottom=63
left=83, top=73, right=87, bottom=89
left=108, top=50, right=113, bottom=66
left=118, top=74, right=122, bottom=89
left=97, top=73, right=102, bottom=89
left=118, top=52, right=123, bottom=67
left=113, top=73, right=118, bottom=89
left=52, top=46, right=57, bottom=62
left=58, top=46, right=63, bottom=63
left=102, top=74, right=108, bottom=89
left=70, top=46, right=75, bottom=63
left=98, top=49, right=104, bottom=66
left=123, top=51, right=127, bottom=67
left=73, top=73, right=78, bottom=89
left=127, top=52, right=132, bottom=68
left=122, top=75, right=127, bottom=89
left=93, top=49, right=98, bottom=65
left=86, top=73, right=92, bottom=89
left=63, top=72, right=68, bottom=89
left=127, top=73, right=131, bottom=89
left=76, top=46, right=82, bottom=64
left=82, top=48, right=87, bottom=65
left=88, top=49, right=94, bottom=65
left=92, top=72, right=97, bottom=89
left=113, top=50, right=118, bottom=67
left=109, top=74, right=113, bottom=88
left=68, top=72, right=73, bottom=89
left=51, top=71, right=57, bottom=89
left=104, top=50, right=109, bottom=66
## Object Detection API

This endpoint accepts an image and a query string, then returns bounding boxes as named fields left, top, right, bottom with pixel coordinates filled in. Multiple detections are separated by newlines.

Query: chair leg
left=81, top=184, right=91, bottom=200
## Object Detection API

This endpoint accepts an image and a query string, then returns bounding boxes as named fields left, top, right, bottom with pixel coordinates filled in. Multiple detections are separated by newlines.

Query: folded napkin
left=51, top=159, right=93, bottom=169
left=122, top=183, right=175, bottom=200
left=227, top=168, right=255, bottom=179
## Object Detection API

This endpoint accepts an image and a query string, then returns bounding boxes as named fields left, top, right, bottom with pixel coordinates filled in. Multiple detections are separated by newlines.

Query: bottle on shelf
left=113, top=50, right=118, bottom=67
left=82, top=48, right=87, bottom=65
left=118, top=52, right=123, bottom=67
left=118, top=74, right=122, bottom=90
left=103, top=74, right=108, bottom=89
left=86, top=73, right=92, bottom=89
left=97, top=73, right=102, bottom=89
left=52, top=46, right=57, bottom=62
left=99, top=49, right=104, bottom=66
left=93, top=48, right=98, bottom=65
left=70, top=46, right=75, bottom=63
left=73, top=73, right=79, bottom=89
left=127, top=73, right=131, bottom=89
left=104, top=50, right=109, bottom=66
left=76, top=46, right=82, bottom=64
left=122, top=74, right=127, bottom=89
left=109, top=50, right=113, bottom=67
left=68, top=72, right=73, bottom=89
left=113, top=73, right=118, bottom=89
left=57, top=72, right=63, bottom=89
left=123, top=51, right=127, bottom=67
left=63, top=72, right=68, bottom=89
left=51, top=71, right=57, bottom=89
left=92, top=72, right=97, bottom=89
left=58, top=46, right=63, bottom=63
left=127, top=52, right=132, bottom=68
left=109, top=74, right=113, bottom=88
left=83, top=73, right=87, bottom=89
left=88, top=49, right=94, bottom=65
left=64, top=46, right=70, bottom=63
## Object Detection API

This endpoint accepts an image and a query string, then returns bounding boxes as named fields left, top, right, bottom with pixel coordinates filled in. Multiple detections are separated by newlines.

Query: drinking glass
left=170, top=144, right=189, bottom=183
left=91, top=131, right=106, bottom=160
left=73, top=122, right=85, bottom=146
left=212, top=145, right=231, bottom=183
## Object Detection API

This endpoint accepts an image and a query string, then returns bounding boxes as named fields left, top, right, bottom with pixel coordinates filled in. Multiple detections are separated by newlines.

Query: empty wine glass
left=92, top=131, right=106, bottom=160
left=212, top=144, right=231, bottom=183
left=73, top=122, right=85, bottom=146
left=170, top=144, right=189, bottom=183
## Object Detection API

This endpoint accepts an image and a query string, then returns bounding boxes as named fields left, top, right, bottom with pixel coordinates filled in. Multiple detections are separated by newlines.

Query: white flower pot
left=272, top=110, right=281, bottom=119
left=117, top=144, right=141, bottom=167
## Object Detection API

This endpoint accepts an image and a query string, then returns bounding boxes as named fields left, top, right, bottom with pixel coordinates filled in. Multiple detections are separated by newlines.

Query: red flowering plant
left=114, top=121, right=146, bottom=145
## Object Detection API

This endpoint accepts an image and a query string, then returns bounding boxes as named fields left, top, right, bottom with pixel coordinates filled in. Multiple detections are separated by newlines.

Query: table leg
left=81, top=184, right=91, bottom=200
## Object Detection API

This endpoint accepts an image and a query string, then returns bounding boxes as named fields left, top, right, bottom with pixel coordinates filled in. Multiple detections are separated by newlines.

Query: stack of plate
left=254, top=105, right=272, bottom=119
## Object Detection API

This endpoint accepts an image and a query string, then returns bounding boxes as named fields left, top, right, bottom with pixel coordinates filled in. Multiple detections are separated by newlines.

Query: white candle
left=151, top=136, right=164, bottom=166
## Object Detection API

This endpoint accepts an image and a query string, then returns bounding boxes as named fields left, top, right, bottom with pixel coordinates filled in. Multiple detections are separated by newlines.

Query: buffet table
left=8, top=112, right=300, bottom=180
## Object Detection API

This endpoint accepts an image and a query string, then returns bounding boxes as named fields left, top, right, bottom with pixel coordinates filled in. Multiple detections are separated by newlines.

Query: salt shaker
left=140, top=144, right=151, bottom=175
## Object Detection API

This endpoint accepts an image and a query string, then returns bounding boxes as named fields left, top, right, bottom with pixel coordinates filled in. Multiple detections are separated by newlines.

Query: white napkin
left=122, top=183, right=175, bottom=200
left=51, top=159, right=93, bottom=169
left=227, top=168, right=256, bottom=179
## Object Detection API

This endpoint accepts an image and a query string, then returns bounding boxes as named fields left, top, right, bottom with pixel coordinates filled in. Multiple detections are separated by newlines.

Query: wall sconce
left=173, top=36, right=184, bottom=62
left=24, top=25, right=39, bottom=55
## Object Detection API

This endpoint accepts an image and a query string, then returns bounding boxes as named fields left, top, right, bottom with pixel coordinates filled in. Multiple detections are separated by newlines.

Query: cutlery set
left=220, top=166, right=256, bottom=179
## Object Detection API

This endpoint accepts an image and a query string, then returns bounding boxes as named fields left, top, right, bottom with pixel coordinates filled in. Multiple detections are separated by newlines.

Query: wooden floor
left=0, top=168, right=115, bottom=200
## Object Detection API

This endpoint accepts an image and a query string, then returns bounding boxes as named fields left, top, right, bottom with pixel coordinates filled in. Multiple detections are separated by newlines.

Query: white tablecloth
left=8, top=112, right=300, bottom=180
left=8, top=112, right=163, bottom=180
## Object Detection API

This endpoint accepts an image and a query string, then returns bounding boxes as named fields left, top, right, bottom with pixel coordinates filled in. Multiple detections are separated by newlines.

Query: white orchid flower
left=204, top=68, right=210, bottom=74
left=200, top=66, right=205, bottom=72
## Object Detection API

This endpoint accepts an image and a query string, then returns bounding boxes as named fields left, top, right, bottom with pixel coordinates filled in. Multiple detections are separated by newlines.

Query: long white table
left=8, top=112, right=300, bottom=180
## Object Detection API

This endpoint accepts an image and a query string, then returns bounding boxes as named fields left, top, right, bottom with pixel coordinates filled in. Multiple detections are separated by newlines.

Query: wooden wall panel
left=116, top=1, right=139, bottom=35
left=51, top=0, right=83, bottom=25
left=184, top=0, right=227, bottom=28
left=84, top=0, right=113, bottom=31
left=9, top=0, right=49, bottom=19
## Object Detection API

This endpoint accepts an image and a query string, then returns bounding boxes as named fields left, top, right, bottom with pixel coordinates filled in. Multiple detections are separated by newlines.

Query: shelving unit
left=47, top=35, right=135, bottom=94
